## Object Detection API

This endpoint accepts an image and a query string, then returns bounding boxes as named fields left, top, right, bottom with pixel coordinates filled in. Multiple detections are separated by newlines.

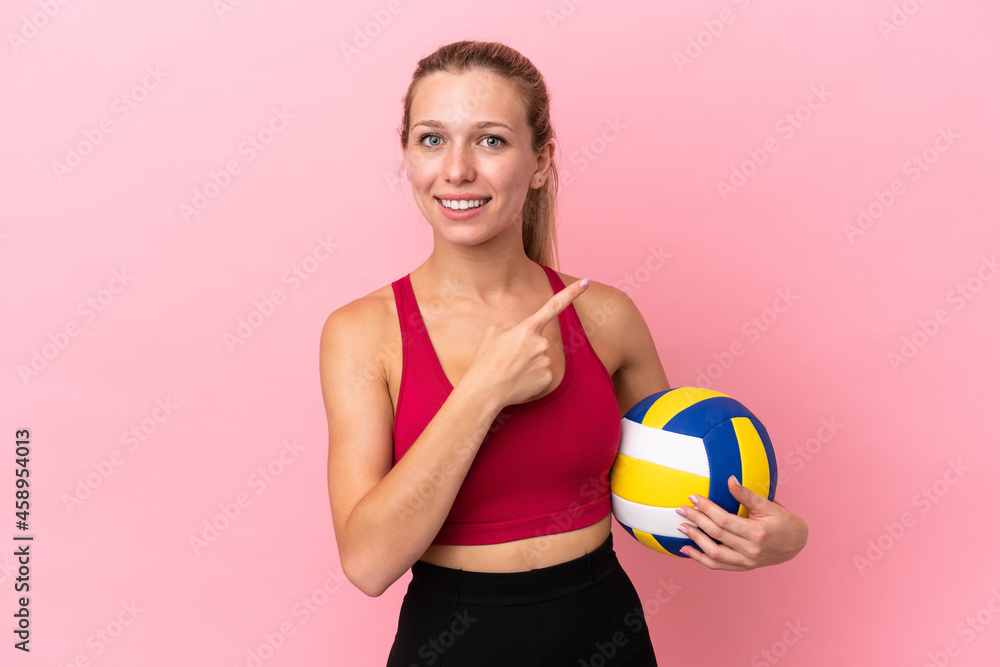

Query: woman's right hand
left=460, top=277, right=591, bottom=407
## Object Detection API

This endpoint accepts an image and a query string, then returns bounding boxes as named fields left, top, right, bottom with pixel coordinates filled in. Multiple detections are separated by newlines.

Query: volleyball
left=610, top=387, right=777, bottom=558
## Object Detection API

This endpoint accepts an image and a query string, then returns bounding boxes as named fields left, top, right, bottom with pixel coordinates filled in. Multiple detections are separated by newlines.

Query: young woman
left=320, top=40, right=808, bottom=666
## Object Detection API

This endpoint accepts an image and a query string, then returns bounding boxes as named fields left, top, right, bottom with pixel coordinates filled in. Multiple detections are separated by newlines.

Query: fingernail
left=580, top=278, right=590, bottom=288
left=675, top=507, right=687, bottom=517
left=677, top=524, right=689, bottom=535
left=688, top=495, right=699, bottom=505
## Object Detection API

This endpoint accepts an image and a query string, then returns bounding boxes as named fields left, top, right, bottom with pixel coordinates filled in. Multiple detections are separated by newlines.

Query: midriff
left=418, top=513, right=613, bottom=572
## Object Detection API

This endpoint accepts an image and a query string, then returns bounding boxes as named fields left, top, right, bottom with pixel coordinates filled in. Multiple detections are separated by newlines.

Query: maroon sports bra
left=390, top=262, right=621, bottom=545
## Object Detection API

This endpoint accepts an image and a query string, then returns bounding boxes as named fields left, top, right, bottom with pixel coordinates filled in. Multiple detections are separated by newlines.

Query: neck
left=416, top=230, right=546, bottom=306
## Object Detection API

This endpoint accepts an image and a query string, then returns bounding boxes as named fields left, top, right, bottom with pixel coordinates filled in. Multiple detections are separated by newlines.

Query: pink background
left=3, top=0, right=998, bottom=665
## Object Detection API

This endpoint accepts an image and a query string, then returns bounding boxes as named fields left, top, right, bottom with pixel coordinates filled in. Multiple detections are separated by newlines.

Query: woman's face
left=403, top=68, right=550, bottom=250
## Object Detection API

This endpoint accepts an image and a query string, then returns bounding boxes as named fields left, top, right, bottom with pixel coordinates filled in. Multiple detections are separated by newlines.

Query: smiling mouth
left=436, top=197, right=492, bottom=211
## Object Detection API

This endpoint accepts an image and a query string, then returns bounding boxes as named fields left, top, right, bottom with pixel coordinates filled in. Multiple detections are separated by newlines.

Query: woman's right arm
left=319, top=299, right=505, bottom=597
left=320, top=279, right=589, bottom=597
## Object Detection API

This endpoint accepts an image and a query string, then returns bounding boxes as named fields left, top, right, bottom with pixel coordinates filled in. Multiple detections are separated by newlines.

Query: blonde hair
left=398, top=40, right=560, bottom=270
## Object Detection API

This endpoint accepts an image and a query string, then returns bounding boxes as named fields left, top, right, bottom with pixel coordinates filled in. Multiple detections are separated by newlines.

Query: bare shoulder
left=552, top=269, right=645, bottom=377
left=319, top=283, right=397, bottom=382
left=553, top=268, right=669, bottom=411
left=322, top=281, right=396, bottom=327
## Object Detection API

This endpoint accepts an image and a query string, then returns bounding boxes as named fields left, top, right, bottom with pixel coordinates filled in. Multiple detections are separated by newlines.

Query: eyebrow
left=412, top=120, right=515, bottom=133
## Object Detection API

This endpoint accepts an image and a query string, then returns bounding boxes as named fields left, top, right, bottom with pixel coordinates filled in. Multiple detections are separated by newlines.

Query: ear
left=532, top=139, right=556, bottom=188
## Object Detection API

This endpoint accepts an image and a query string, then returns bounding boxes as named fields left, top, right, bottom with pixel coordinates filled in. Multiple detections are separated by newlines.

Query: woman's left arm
left=599, top=283, right=809, bottom=571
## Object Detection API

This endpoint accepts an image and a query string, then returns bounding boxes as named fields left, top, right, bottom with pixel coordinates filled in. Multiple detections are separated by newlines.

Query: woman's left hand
left=674, top=475, right=808, bottom=571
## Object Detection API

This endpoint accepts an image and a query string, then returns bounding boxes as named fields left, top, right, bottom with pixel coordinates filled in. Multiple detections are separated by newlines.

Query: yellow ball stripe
left=610, top=454, right=710, bottom=506
left=732, top=416, right=771, bottom=518
left=631, top=528, right=676, bottom=556
left=640, top=387, right=731, bottom=429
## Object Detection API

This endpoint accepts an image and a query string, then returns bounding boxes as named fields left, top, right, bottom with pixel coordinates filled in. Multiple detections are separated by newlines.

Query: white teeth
left=439, top=198, right=488, bottom=210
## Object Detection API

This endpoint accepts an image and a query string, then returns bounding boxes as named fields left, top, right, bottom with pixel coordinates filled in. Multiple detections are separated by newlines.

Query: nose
left=444, top=141, right=476, bottom=183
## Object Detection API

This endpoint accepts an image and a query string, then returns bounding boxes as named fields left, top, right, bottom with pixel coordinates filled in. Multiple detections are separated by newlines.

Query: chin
left=436, top=228, right=494, bottom=246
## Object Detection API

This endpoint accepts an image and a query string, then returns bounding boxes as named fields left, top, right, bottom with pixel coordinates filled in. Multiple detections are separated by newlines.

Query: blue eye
left=417, top=134, right=507, bottom=148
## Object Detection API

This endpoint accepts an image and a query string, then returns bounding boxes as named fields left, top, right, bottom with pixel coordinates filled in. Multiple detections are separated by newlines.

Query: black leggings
left=386, top=533, right=658, bottom=666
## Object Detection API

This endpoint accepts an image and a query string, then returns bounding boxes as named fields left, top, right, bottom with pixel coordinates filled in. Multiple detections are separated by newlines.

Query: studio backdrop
left=2, top=0, right=998, bottom=665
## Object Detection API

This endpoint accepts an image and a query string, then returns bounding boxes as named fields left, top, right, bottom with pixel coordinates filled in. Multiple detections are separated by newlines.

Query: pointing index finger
left=524, top=277, right=590, bottom=333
